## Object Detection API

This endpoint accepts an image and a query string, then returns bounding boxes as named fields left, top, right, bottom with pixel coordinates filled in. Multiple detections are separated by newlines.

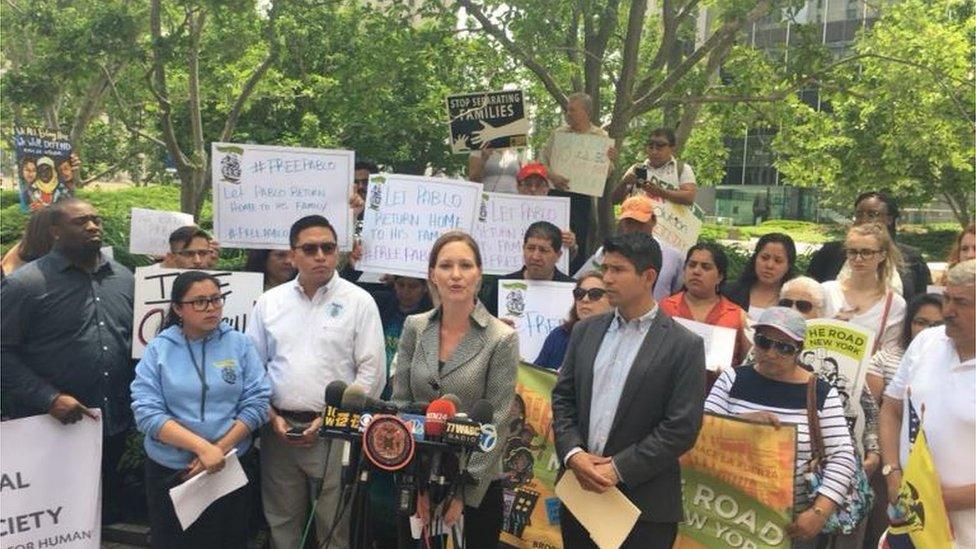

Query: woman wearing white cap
left=705, top=307, right=856, bottom=548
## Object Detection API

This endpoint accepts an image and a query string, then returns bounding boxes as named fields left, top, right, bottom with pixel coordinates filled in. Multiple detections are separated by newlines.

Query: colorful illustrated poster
left=447, top=90, right=528, bottom=153
left=501, top=363, right=563, bottom=549
left=676, top=414, right=797, bottom=549
left=13, top=126, right=74, bottom=212
left=801, top=319, right=875, bottom=450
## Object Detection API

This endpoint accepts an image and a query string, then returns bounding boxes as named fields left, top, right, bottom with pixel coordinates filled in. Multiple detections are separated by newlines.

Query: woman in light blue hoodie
left=131, top=271, right=271, bottom=548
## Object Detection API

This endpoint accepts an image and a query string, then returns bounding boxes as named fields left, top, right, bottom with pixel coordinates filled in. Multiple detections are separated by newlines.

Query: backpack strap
left=872, top=291, right=894, bottom=355
left=806, top=375, right=825, bottom=465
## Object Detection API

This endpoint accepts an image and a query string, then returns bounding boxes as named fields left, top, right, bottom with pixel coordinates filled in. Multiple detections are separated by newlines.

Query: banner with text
left=675, top=414, right=797, bottom=549
left=650, top=197, right=702, bottom=254
left=132, top=265, right=264, bottom=358
left=1, top=414, right=102, bottom=549
left=13, top=126, right=75, bottom=212
left=548, top=133, right=614, bottom=197
left=474, top=193, right=571, bottom=275
left=497, top=280, right=575, bottom=363
left=500, top=363, right=563, bottom=549
left=800, top=319, right=875, bottom=451
left=128, top=208, right=195, bottom=256
left=447, top=90, right=528, bottom=153
left=357, top=174, right=483, bottom=278
left=211, top=142, right=353, bottom=250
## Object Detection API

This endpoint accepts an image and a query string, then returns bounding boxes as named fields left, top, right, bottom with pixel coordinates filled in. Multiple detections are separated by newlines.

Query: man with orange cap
left=574, top=195, right=684, bottom=301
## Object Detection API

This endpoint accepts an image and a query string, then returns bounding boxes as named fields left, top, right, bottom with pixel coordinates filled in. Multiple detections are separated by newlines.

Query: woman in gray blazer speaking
left=392, top=230, right=519, bottom=548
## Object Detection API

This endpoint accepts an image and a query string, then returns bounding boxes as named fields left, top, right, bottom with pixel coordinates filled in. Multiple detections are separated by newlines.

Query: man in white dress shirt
left=247, top=215, right=384, bottom=549
left=880, top=259, right=976, bottom=548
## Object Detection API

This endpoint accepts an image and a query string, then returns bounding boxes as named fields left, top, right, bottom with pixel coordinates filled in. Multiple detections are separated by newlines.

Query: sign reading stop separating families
left=447, top=90, right=529, bottom=153
left=473, top=192, right=571, bottom=276
left=357, top=174, right=483, bottom=279
left=211, top=142, right=354, bottom=250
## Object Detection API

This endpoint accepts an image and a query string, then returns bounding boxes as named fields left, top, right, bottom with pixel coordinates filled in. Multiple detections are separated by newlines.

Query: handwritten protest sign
left=447, top=90, right=528, bottom=153
left=473, top=193, right=571, bottom=275
left=650, top=197, right=701, bottom=254
left=801, top=319, right=875, bottom=451
left=129, top=208, right=195, bottom=255
left=500, top=364, right=563, bottom=549
left=1, top=414, right=102, bottom=549
left=211, top=142, right=353, bottom=250
left=674, top=317, right=738, bottom=372
left=548, top=132, right=614, bottom=197
left=675, top=414, right=796, bottom=549
left=497, top=280, right=575, bottom=363
left=13, top=126, right=75, bottom=212
left=357, top=174, right=482, bottom=278
left=132, top=265, right=264, bottom=359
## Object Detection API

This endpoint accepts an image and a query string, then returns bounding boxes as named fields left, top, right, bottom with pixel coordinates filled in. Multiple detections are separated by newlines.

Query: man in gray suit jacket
left=551, top=232, right=706, bottom=548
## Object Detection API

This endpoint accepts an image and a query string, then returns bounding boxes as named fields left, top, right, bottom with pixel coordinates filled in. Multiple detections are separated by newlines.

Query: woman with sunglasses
left=131, top=271, right=271, bottom=549
left=705, top=307, right=856, bottom=548
left=661, top=242, right=751, bottom=370
left=724, top=232, right=798, bottom=320
left=534, top=271, right=612, bottom=369
left=821, top=223, right=906, bottom=354
left=865, top=293, right=943, bottom=403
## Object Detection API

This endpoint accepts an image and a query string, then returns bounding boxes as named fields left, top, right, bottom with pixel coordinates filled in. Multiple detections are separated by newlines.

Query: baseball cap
left=516, top=163, right=548, bottom=183
left=754, top=306, right=807, bottom=343
left=617, top=195, right=654, bottom=224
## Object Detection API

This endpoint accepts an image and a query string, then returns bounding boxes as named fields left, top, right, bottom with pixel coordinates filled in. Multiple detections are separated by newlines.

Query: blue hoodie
left=131, top=323, right=271, bottom=469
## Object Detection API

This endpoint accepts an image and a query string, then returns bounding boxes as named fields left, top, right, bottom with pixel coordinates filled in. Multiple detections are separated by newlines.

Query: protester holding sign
left=131, top=271, right=271, bottom=548
left=0, top=198, right=135, bottom=523
left=534, top=271, right=611, bottom=370
left=392, top=231, right=518, bottom=548
left=162, top=226, right=219, bottom=270
left=821, top=222, right=907, bottom=354
left=880, top=260, right=976, bottom=549
left=468, top=148, right=524, bottom=194
left=724, top=232, right=798, bottom=320
left=539, top=92, right=617, bottom=257
left=611, top=128, right=697, bottom=206
left=482, top=221, right=576, bottom=317
left=660, top=242, right=751, bottom=372
left=246, top=215, right=384, bottom=549
left=705, top=307, right=857, bottom=548
left=574, top=195, right=685, bottom=301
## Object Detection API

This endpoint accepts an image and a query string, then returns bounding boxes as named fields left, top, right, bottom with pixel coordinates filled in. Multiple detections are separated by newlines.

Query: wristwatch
left=882, top=464, right=901, bottom=476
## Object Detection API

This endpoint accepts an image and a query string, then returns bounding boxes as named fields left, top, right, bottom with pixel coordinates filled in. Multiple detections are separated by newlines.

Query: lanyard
left=184, top=336, right=209, bottom=420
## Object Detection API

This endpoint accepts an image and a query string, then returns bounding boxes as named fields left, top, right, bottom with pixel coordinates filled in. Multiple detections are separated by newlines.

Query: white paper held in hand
left=168, top=448, right=248, bottom=531
left=554, top=469, right=640, bottom=549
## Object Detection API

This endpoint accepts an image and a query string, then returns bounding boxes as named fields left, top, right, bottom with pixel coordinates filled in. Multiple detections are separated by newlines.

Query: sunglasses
left=295, top=242, right=338, bottom=256
left=647, top=141, right=672, bottom=149
left=754, top=333, right=799, bottom=355
left=778, top=298, right=814, bottom=314
left=179, top=294, right=226, bottom=312
left=573, top=287, right=607, bottom=301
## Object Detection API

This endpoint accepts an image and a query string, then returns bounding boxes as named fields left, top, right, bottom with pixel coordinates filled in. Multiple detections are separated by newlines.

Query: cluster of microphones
left=319, top=381, right=498, bottom=519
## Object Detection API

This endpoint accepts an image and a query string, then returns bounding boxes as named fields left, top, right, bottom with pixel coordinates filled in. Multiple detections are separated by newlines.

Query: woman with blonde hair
left=821, top=222, right=906, bottom=353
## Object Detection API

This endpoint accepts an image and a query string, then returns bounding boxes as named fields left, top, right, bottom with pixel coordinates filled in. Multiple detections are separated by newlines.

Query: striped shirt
left=705, top=365, right=856, bottom=508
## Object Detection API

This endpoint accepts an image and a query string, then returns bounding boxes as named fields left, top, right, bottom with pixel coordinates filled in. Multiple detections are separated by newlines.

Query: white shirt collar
left=613, top=303, right=659, bottom=330
left=291, top=272, right=339, bottom=300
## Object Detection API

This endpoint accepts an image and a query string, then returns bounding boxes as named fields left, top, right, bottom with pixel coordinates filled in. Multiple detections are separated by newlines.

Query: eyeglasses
left=778, top=298, right=814, bottom=314
left=911, top=317, right=943, bottom=329
left=754, top=333, right=799, bottom=355
left=179, top=295, right=226, bottom=312
left=354, top=178, right=369, bottom=186
left=295, top=242, right=338, bottom=256
left=844, top=248, right=882, bottom=260
left=573, top=287, right=607, bottom=301
left=176, top=249, right=213, bottom=259
left=854, top=210, right=885, bottom=221
left=647, top=141, right=671, bottom=149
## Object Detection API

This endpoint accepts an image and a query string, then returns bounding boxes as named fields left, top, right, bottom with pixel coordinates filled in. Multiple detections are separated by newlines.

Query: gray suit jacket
left=551, top=310, right=706, bottom=523
left=392, top=301, right=519, bottom=507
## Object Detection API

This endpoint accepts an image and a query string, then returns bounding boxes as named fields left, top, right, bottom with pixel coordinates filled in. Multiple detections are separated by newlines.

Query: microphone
left=470, top=399, right=498, bottom=453
left=322, top=380, right=348, bottom=428
left=340, top=386, right=367, bottom=488
left=424, top=398, right=457, bottom=505
left=442, top=393, right=462, bottom=413
left=399, top=401, right=430, bottom=441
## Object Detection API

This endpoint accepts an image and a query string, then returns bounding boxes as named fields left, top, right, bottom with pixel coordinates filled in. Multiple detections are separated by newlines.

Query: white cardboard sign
left=128, top=208, right=195, bottom=255
left=497, top=279, right=576, bottom=363
left=548, top=133, right=614, bottom=197
left=473, top=192, right=571, bottom=275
